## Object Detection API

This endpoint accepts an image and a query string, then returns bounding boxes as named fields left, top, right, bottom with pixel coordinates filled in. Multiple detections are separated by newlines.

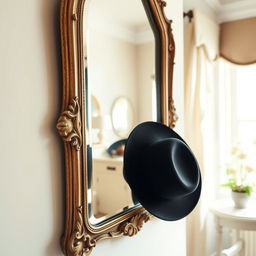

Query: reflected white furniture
left=92, top=156, right=133, bottom=217
left=210, top=199, right=256, bottom=256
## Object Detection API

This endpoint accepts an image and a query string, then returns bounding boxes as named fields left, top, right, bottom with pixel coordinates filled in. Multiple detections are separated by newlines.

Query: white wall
left=183, top=0, right=217, bottom=21
left=0, top=0, right=63, bottom=255
left=0, top=0, right=185, bottom=256
left=137, top=41, right=155, bottom=123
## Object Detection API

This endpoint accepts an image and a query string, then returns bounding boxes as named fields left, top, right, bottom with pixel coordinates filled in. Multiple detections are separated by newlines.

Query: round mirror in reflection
left=91, top=95, right=101, bottom=118
left=111, top=97, right=134, bottom=138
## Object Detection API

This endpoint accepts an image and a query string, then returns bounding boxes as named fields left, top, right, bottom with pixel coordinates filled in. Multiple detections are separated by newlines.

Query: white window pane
left=236, top=65, right=256, bottom=120
left=237, top=121, right=256, bottom=142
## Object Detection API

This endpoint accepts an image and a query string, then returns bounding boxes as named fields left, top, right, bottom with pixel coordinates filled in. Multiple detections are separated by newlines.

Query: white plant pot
left=231, top=191, right=250, bottom=209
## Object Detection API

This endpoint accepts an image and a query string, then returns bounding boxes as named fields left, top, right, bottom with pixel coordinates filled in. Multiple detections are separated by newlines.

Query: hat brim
left=123, top=121, right=201, bottom=221
left=133, top=178, right=201, bottom=221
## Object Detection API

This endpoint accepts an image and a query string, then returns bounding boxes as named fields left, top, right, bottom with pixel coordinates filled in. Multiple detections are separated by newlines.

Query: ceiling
left=88, top=0, right=149, bottom=30
left=206, top=0, right=256, bottom=22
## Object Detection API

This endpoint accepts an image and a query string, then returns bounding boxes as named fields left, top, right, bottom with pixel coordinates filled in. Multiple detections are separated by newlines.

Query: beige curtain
left=184, top=9, right=219, bottom=256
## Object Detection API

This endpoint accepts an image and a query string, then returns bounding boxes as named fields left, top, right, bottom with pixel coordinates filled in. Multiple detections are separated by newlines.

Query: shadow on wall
left=40, top=0, right=65, bottom=255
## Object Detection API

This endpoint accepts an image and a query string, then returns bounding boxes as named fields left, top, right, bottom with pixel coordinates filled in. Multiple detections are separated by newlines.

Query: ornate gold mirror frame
left=57, top=0, right=176, bottom=255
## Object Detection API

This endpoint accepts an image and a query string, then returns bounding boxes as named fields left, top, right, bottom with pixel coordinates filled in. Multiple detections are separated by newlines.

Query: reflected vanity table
left=211, top=199, right=256, bottom=256
left=92, top=155, right=133, bottom=219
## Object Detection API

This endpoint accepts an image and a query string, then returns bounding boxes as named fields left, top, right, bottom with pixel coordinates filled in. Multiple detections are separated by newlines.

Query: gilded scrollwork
left=169, top=98, right=178, bottom=128
left=169, top=44, right=175, bottom=52
left=156, top=0, right=175, bottom=55
left=157, top=0, right=167, bottom=7
left=57, top=97, right=82, bottom=151
left=120, top=212, right=151, bottom=237
left=69, top=207, right=96, bottom=256
left=68, top=208, right=150, bottom=256
left=156, top=0, right=176, bottom=127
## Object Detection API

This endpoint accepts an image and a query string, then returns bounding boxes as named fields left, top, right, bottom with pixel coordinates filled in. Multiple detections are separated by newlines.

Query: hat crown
left=141, top=138, right=200, bottom=200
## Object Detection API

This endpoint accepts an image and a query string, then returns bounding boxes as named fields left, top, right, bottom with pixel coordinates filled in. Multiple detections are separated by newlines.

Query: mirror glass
left=84, top=0, right=158, bottom=225
left=91, top=95, right=103, bottom=145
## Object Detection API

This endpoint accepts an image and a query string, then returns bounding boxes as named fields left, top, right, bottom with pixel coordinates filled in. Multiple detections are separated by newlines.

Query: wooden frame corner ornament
left=57, top=0, right=176, bottom=255
left=57, top=97, right=82, bottom=151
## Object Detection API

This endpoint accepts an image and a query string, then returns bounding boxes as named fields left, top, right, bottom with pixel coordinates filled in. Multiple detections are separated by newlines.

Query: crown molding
left=206, top=0, right=256, bottom=22
left=218, top=6, right=256, bottom=22
left=206, top=0, right=221, bottom=11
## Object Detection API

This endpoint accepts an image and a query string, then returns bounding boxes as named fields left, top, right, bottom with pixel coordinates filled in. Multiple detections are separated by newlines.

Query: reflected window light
left=113, top=100, right=129, bottom=132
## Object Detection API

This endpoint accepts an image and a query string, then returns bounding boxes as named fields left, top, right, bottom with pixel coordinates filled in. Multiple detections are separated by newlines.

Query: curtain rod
left=183, top=10, right=193, bottom=23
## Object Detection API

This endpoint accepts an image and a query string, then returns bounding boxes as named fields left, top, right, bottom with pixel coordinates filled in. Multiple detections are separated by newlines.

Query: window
left=234, top=64, right=256, bottom=143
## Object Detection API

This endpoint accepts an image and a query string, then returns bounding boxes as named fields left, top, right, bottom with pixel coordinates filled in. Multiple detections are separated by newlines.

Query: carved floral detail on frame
left=56, top=97, right=82, bottom=151
left=120, top=213, right=151, bottom=236
left=157, top=0, right=167, bottom=7
left=169, top=98, right=178, bottom=128
left=69, top=207, right=96, bottom=256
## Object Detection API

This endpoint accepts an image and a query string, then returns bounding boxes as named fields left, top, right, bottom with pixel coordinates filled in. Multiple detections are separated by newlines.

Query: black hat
left=123, top=121, right=201, bottom=221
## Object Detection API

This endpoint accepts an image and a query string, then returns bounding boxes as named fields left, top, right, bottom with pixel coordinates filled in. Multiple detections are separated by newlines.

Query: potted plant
left=222, top=144, right=256, bottom=209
